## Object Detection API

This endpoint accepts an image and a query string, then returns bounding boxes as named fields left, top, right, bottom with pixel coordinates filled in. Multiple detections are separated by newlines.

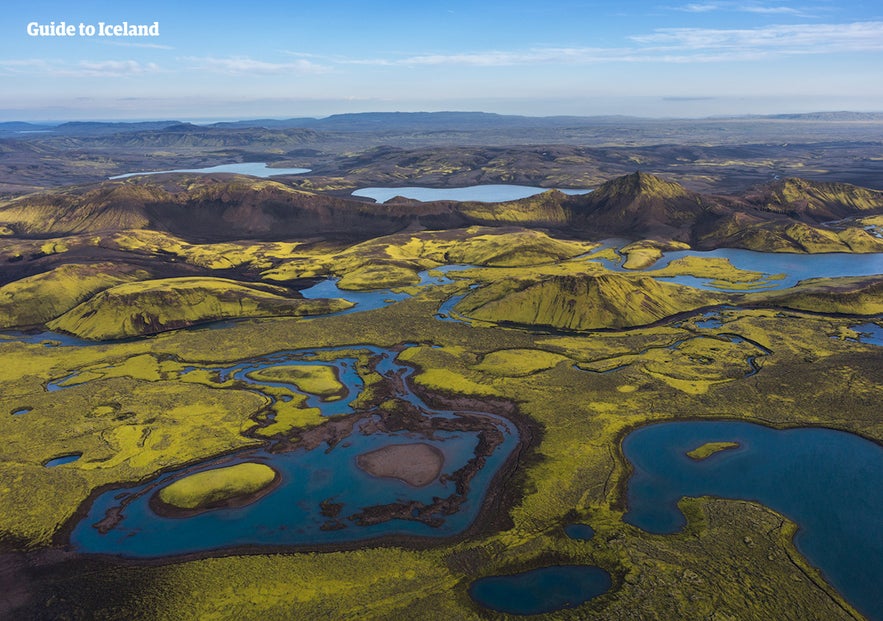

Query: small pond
left=469, top=565, right=611, bottom=615
left=623, top=420, right=883, bottom=620
left=564, top=523, right=595, bottom=541
left=44, top=453, right=82, bottom=467
left=847, top=322, right=883, bottom=346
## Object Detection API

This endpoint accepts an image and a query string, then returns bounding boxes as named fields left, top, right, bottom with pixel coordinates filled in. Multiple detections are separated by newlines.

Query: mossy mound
left=455, top=273, right=729, bottom=330
left=154, top=463, right=278, bottom=514
left=336, top=263, right=421, bottom=290
left=444, top=230, right=593, bottom=267
left=620, top=240, right=691, bottom=270
left=687, top=442, right=740, bottom=460
left=0, top=263, right=150, bottom=329
left=46, top=277, right=353, bottom=339
left=759, top=276, right=883, bottom=315
left=474, top=349, right=570, bottom=376
left=460, top=190, right=570, bottom=225
left=248, top=364, right=345, bottom=398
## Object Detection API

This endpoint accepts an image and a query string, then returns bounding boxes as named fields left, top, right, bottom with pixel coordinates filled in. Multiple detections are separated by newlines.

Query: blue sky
left=1, top=0, right=881, bottom=120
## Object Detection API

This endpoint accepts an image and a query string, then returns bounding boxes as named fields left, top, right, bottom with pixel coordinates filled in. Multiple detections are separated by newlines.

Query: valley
left=0, top=114, right=881, bottom=620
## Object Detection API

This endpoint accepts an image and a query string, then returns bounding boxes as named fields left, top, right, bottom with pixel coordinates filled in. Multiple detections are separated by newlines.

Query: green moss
left=687, top=441, right=740, bottom=460
left=456, top=273, right=730, bottom=330
left=337, top=263, right=421, bottom=290
left=248, top=364, right=345, bottom=398
left=156, top=463, right=277, bottom=510
left=756, top=276, right=883, bottom=315
left=0, top=222, right=877, bottom=620
left=0, top=263, right=149, bottom=329
left=46, top=277, right=354, bottom=339
left=474, top=348, right=570, bottom=377
left=652, top=256, right=781, bottom=289
left=444, top=230, right=594, bottom=267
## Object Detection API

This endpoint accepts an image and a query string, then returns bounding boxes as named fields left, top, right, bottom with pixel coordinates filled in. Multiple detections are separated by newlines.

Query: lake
left=623, top=420, right=883, bottom=620
left=109, top=162, right=310, bottom=179
left=68, top=346, right=520, bottom=558
left=469, top=565, right=611, bottom=615
left=611, top=247, right=883, bottom=291
left=352, top=184, right=591, bottom=203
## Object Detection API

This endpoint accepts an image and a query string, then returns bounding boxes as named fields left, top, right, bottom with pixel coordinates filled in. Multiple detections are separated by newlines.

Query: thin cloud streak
left=633, top=21, right=883, bottom=53
left=0, top=59, right=161, bottom=77
left=182, top=56, right=331, bottom=75
left=101, top=41, right=175, bottom=51
left=338, top=20, right=883, bottom=67
left=675, top=2, right=810, bottom=16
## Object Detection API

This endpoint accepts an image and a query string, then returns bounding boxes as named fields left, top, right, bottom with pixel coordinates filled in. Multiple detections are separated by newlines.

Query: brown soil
left=356, top=443, right=444, bottom=487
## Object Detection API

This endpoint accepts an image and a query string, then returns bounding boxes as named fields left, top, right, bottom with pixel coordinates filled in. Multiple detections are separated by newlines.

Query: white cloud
left=0, top=59, right=160, bottom=77
left=343, top=48, right=626, bottom=67
left=334, top=20, right=883, bottom=68
left=183, top=56, right=330, bottom=75
left=632, top=21, right=883, bottom=55
left=674, top=2, right=809, bottom=16
left=72, top=60, right=161, bottom=77
left=101, top=40, right=174, bottom=51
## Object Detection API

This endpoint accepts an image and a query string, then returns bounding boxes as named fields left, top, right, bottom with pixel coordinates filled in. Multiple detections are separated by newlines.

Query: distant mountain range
left=3, top=110, right=882, bottom=137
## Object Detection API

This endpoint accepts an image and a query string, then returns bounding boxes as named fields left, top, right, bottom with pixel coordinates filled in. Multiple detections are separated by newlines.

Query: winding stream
left=67, top=346, right=520, bottom=558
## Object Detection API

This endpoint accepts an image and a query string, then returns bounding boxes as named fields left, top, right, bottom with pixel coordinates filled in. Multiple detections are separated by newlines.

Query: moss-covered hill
left=455, top=272, right=730, bottom=330
left=0, top=263, right=150, bottom=329
left=754, top=276, right=883, bottom=315
left=740, top=177, right=883, bottom=221
left=0, top=175, right=462, bottom=241
left=47, top=277, right=353, bottom=339
left=2, top=173, right=882, bottom=251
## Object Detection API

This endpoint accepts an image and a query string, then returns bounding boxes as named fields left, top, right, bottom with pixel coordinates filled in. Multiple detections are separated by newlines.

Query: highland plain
left=0, top=112, right=881, bottom=620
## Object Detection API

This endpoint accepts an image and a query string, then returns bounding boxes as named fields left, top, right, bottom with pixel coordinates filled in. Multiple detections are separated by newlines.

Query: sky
left=1, top=0, right=882, bottom=121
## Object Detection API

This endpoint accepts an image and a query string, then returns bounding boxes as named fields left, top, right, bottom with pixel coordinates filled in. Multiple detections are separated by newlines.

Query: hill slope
left=2, top=172, right=882, bottom=249
left=47, top=277, right=353, bottom=339
left=455, top=272, right=730, bottom=330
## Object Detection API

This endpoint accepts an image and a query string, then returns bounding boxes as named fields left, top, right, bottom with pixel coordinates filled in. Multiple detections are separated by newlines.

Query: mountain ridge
left=1, top=172, right=881, bottom=251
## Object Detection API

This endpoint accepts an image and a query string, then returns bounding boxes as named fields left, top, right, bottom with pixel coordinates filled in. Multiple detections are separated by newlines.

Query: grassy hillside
left=47, top=277, right=353, bottom=339
left=0, top=263, right=150, bottom=329
left=456, top=272, right=730, bottom=330
left=756, top=276, right=883, bottom=315
left=742, top=178, right=883, bottom=221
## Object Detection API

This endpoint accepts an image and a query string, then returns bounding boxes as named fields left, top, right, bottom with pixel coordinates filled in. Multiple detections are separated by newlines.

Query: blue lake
left=564, top=523, right=595, bottom=541
left=110, top=162, right=310, bottom=179
left=469, top=565, right=612, bottom=615
left=623, top=420, right=883, bottom=620
left=299, top=264, right=471, bottom=313
left=610, top=247, right=883, bottom=291
left=352, top=185, right=591, bottom=203
left=45, top=453, right=82, bottom=467
left=69, top=346, right=520, bottom=558
left=849, top=322, right=883, bottom=346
